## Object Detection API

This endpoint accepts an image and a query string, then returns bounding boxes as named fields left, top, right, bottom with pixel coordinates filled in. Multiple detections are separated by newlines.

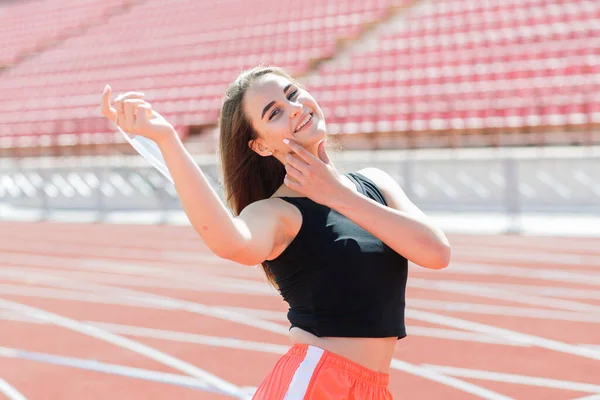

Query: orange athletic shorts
left=252, top=344, right=393, bottom=399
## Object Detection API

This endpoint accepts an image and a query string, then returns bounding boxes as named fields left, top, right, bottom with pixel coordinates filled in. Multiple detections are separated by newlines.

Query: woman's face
left=244, top=73, right=327, bottom=159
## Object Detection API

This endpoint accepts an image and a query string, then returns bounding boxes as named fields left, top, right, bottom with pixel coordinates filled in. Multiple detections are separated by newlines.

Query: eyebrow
left=261, top=83, right=293, bottom=120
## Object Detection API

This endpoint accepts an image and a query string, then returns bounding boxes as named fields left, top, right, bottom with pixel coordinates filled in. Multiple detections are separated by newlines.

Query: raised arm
left=157, top=134, right=280, bottom=263
left=100, top=86, right=279, bottom=263
left=280, top=139, right=450, bottom=270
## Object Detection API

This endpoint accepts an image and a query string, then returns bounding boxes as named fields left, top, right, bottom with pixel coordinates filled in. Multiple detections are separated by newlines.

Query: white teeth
left=295, top=113, right=312, bottom=132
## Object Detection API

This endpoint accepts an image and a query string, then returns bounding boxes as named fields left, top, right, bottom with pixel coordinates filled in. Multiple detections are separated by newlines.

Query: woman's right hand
left=100, top=84, right=176, bottom=145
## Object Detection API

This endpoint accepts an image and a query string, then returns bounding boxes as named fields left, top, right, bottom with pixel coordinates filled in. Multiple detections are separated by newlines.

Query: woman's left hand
left=283, top=139, right=350, bottom=207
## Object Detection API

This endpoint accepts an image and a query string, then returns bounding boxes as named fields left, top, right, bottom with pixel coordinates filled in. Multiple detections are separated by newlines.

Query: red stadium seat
left=0, top=0, right=597, bottom=147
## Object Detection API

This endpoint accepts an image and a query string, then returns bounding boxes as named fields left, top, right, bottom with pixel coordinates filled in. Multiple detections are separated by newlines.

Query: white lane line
left=389, top=360, right=513, bottom=400
left=4, top=267, right=600, bottom=325
left=409, top=278, right=600, bottom=314
left=447, top=237, right=600, bottom=254
left=0, top=273, right=291, bottom=336
left=451, top=246, right=600, bottom=267
left=0, top=308, right=529, bottom=348
left=0, top=241, right=225, bottom=266
left=407, top=309, right=600, bottom=361
left=406, top=326, right=528, bottom=346
left=411, top=280, right=600, bottom=301
left=572, top=394, right=600, bottom=400
left=1, top=280, right=598, bottom=354
left=0, top=298, right=249, bottom=400
left=0, top=266, right=275, bottom=297
left=0, top=378, right=27, bottom=400
left=5, top=263, right=600, bottom=306
left=431, top=263, right=600, bottom=286
left=407, top=299, right=600, bottom=323
left=423, top=364, right=600, bottom=393
left=0, top=276, right=511, bottom=400
left=0, top=283, right=289, bottom=336
left=4, top=268, right=600, bottom=326
left=0, top=252, right=258, bottom=281
left=0, top=307, right=528, bottom=351
left=0, top=346, right=220, bottom=394
left=90, top=322, right=291, bottom=355
left=5, top=306, right=598, bottom=395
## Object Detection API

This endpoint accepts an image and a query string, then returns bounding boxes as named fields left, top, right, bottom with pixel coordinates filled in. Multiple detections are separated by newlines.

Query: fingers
left=283, top=138, right=317, bottom=165
left=115, top=99, right=150, bottom=133
left=133, top=104, right=153, bottom=131
left=100, top=84, right=145, bottom=124
left=285, top=152, right=308, bottom=171
left=284, top=162, right=304, bottom=184
left=114, top=92, right=145, bottom=115
left=100, top=85, right=116, bottom=122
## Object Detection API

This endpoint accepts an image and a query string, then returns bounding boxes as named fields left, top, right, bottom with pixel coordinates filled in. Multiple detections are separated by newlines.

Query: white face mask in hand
left=118, top=125, right=174, bottom=184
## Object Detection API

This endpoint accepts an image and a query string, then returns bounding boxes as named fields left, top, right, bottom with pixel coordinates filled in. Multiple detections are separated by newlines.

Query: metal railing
left=1, top=146, right=599, bottom=228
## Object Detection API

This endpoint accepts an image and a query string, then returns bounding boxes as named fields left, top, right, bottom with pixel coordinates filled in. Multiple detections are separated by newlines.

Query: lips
left=294, top=113, right=313, bottom=133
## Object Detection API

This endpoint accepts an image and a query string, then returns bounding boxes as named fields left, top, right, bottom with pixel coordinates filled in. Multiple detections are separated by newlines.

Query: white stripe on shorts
left=283, top=346, right=325, bottom=400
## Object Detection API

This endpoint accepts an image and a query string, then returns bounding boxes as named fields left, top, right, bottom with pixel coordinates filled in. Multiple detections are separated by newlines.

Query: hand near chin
left=283, top=139, right=349, bottom=207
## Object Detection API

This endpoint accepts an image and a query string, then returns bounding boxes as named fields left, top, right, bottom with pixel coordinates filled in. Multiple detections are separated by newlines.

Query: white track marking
left=90, top=322, right=291, bottom=354
left=407, top=309, right=600, bottom=360
left=1, top=252, right=259, bottom=281
left=389, top=360, right=513, bottom=400
left=0, top=308, right=531, bottom=347
left=0, top=298, right=249, bottom=399
left=0, top=276, right=511, bottom=400
left=0, top=276, right=290, bottom=336
left=0, top=266, right=275, bottom=296
left=0, top=240, right=225, bottom=266
left=4, top=267, right=600, bottom=324
left=10, top=263, right=599, bottom=303
left=409, top=278, right=600, bottom=314
left=572, top=395, right=600, bottom=400
left=0, top=346, right=224, bottom=394
left=406, top=326, right=528, bottom=346
left=407, top=299, right=600, bottom=323
left=451, top=246, right=600, bottom=266
left=413, top=280, right=600, bottom=300
left=423, top=365, right=600, bottom=393
left=0, top=308, right=529, bottom=350
left=206, top=307, right=287, bottom=321
left=0, top=378, right=27, bottom=400
left=448, top=237, right=600, bottom=254
left=431, top=262, right=600, bottom=286
left=4, top=309, right=598, bottom=396
left=580, top=345, right=600, bottom=351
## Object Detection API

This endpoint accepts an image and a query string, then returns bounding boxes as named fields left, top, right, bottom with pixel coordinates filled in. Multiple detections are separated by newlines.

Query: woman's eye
left=268, top=90, right=298, bottom=120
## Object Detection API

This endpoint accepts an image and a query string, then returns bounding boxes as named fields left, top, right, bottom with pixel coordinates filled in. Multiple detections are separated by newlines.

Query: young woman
left=100, top=65, right=451, bottom=399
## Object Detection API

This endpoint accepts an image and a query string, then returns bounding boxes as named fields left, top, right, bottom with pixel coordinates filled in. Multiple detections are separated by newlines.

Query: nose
left=289, top=103, right=302, bottom=118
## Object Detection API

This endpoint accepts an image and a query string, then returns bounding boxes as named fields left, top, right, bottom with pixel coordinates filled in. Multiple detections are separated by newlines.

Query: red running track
left=0, top=221, right=599, bottom=399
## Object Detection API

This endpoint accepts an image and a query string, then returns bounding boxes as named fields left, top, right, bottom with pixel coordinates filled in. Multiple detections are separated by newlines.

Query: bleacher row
left=0, top=0, right=598, bottom=153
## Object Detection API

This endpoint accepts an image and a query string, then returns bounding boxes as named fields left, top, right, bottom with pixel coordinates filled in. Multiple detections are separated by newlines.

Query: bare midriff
left=289, top=327, right=397, bottom=373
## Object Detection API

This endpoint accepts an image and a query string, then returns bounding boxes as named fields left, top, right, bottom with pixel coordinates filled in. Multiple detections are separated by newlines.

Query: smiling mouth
left=294, top=113, right=313, bottom=134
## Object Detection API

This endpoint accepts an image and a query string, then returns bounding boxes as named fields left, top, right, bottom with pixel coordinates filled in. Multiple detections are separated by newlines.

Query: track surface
left=0, top=221, right=599, bottom=399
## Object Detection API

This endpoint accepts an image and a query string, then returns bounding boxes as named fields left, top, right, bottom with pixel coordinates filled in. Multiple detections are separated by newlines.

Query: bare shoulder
left=357, top=167, right=421, bottom=213
left=241, top=196, right=299, bottom=219
left=240, top=197, right=303, bottom=261
left=356, top=167, right=397, bottom=201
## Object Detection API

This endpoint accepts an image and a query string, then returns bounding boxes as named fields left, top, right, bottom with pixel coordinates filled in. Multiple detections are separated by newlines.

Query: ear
left=248, top=139, right=273, bottom=157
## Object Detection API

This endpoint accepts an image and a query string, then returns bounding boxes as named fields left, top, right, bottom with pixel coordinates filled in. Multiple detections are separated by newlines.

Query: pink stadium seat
left=305, top=0, right=599, bottom=133
left=0, top=0, right=405, bottom=144
left=0, top=0, right=598, bottom=146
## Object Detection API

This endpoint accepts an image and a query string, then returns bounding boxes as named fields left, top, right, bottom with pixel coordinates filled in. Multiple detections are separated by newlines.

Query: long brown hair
left=218, top=65, right=336, bottom=287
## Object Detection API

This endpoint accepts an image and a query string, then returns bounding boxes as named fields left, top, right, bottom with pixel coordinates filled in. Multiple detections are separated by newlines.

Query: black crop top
left=265, top=172, right=408, bottom=339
